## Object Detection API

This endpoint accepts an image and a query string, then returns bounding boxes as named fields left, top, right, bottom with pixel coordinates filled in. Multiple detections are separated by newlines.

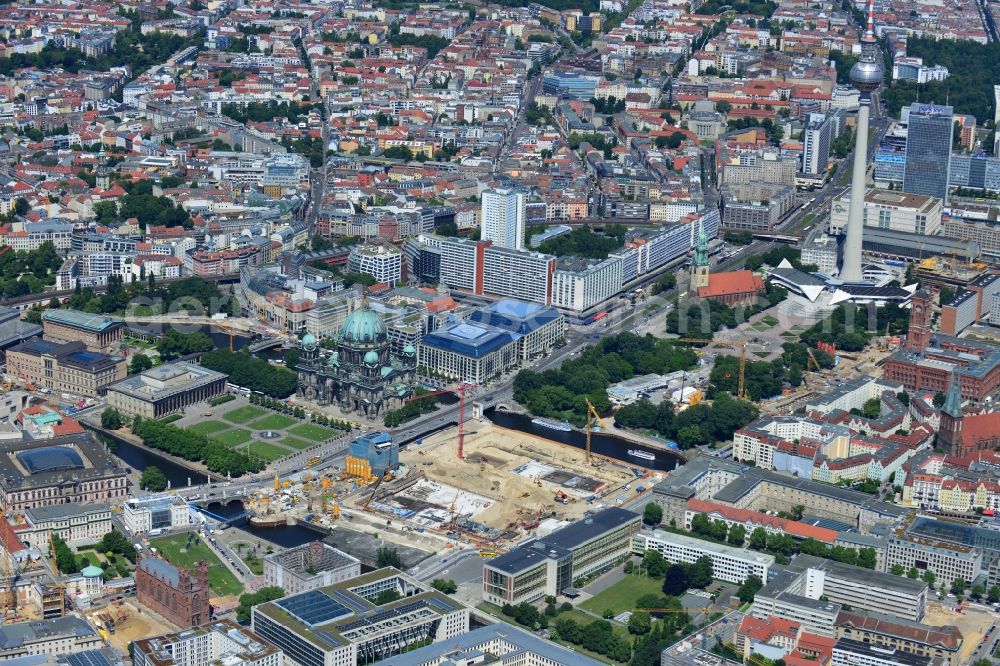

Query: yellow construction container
left=345, top=456, right=373, bottom=481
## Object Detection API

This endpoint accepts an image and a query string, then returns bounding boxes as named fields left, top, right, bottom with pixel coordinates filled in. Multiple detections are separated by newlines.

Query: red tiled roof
left=698, top=270, right=765, bottom=298
left=687, top=498, right=837, bottom=542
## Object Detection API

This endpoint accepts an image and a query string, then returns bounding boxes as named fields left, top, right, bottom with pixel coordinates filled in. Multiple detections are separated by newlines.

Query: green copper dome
left=339, top=305, right=386, bottom=344
left=403, top=344, right=416, bottom=355
left=364, top=350, right=380, bottom=365
left=302, top=333, right=317, bottom=349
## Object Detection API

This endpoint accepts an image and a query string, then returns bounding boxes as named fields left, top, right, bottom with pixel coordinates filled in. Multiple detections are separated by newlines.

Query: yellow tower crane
left=584, top=398, right=602, bottom=465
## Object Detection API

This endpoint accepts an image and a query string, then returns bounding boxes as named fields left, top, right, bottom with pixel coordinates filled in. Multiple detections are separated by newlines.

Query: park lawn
left=280, top=437, right=313, bottom=450
left=287, top=423, right=337, bottom=442
left=761, top=315, right=779, bottom=326
left=211, top=429, right=253, bottom=447
left=580, top=574, right=667, bottom=616
left=223, top=406, right=267, bottom=424
left=248, top=414, right=298, bottom=431
left=240, top=441, right=291, bottom=462
left=149, top=533, right=242, bottom=596
left=187, top=420, right=232, bottom=436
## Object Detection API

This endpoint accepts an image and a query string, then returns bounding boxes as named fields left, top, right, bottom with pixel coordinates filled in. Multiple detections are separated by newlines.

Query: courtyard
left=169, top=398, right=345, bottom=465
left=148, top=532, right=243, bottom=597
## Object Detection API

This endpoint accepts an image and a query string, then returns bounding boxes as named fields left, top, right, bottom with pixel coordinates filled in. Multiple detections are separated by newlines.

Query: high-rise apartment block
left=902, top=103, right=954, bottom=202
left=480, top=188, right=525, bottom=250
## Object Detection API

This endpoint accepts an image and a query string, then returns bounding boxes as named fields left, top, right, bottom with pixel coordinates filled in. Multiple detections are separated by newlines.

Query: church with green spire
left=690, top=221, right=710, bottom=292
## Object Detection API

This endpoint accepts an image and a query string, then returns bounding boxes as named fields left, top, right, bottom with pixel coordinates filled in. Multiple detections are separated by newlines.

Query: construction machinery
left=584, top=398, right=601, bottom=465
left=403, top=382, right=474, bottom=459
left=361, top=469, right=392, bottom=512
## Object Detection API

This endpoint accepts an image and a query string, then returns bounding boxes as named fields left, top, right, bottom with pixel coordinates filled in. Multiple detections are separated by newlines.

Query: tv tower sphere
left=850, top=55, right=883, bottom=94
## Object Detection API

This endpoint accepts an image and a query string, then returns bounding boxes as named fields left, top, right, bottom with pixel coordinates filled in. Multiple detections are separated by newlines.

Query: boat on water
left=531, top=418, right=573, bottom=432
left=628, top=449, right=656, bottom=461
left=249, top=515, right=288, bottom=528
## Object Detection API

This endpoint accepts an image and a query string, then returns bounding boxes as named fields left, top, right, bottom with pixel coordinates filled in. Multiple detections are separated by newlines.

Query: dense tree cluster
left=737, top=575, right=764, bottom=603
left=828, top=50, right=859, bottom=85
left=92, top=180, right=192, bottom=230
left=200, top=350, right=298, bottom=398
left=52, top=534, right=78, bottom=574
left=590, top=96, right=626, bottom=114
left=0, top=239, right=61, bottom=298
left=98, top=530, right=137, bottom=562
left=883, top=36, right=1000, bottom=121
left=726, top=117, right=783, bottom=144
left=537, top=225, right=628, bottom=259
left=221, top=101, right=320, bottom=125
left=376, top=547, right=402, bottom=568
left=567, top=131, right=616, bottom=152
left=550, top=616, right=632, bottom=662
left=386, top=32, right=450, bottom=59
left=709, top=342, right=834, bottom=401
left=743, top=245, right=816, bottom=272
left=799, top=303, right=909, bottom=352
left=431, top=579, right=458, bottom=594
left=237, top=586, right=284, bottom=623
left=0, top=26, right=202, bottom=80
left=665, top=283, right=787, bottom=339
left=514, top=333, right=697, bottom=426
left=696, top=0, right=775, bottom=15
left=157, top=330, right=214, bottom=361
left=101, top=407, right=124, bottom=430
left=383, top=389, right=440, bottom=427
left=132, top=418, right=266, bottom=477
left=525, top=102, right=554, bottom=126
left=614, top=392, right=759, bottom=449
left=742, top=526, right=876, bottom=568
left=140, top=465, right=167, bottom=492
left=60, top=275, right=233, bottom=318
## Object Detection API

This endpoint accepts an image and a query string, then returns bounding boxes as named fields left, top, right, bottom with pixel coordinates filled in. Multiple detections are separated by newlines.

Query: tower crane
left=403, top=382, right=474, bottom=459
left=584, top=398, right=601, bottom=465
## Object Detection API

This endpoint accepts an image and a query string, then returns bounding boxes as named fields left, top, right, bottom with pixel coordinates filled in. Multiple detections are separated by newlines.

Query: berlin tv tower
left=840, top=0, right=883, bottom=282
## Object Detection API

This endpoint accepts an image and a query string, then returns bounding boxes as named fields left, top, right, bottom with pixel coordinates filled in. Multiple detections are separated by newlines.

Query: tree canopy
left=537, top=225, right=628, bottom=259
left=200, top=350, right=298, bottom=398
left=514, top=333, right=697, bottom=426
left=614, top=392, right=759, bottom=449
left=132, top=418, right=265, bottom=477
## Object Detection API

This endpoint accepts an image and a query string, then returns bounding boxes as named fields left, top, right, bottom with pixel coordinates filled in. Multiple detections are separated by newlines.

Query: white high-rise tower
left=480, top=188, right=526, bottom=250
left=840, top=0, right=883, bottom=282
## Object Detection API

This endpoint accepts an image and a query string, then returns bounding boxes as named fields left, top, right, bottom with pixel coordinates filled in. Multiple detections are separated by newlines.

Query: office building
left=829, top=188, right=942, bottom=236
left=902, top=104, right=954, bottom=203
left=832, top=637, right=947, bottom=666
left=106, top=361, right=228, bottom=419
left=467, top=299, right=565, bottom=359
left=137, top=558, right=211, bottom=629
left=122, top=494, right=193, bottom=535
left=19, top=503, right=112, bottom=549
left=0, top=616, right=102, bottom=660
left=634, top=529, right=774, bottom=584
left=5, top=340, right=125, bottom=398
left=800, top=229, right=840, bottom=275
left=385, top=624, right=606, bottom=666
left=252, top=568, right=469, bottom=666
left=949, top=153, right=1000, bottom=193
left=551, top=255, right=624, bottom=312
left=720, top=183, right=797, bottom=231
left=0, top=434, right=129, bottom=512
left=346, top=244, right=403, bottom=286
left=263, top=542, right=361, bottom=596
left=892, top=57, right=949, bottom=84
left=132, top=619, right=282, bottom=666
left=418, top=319, right=519, bottom=385
left=802, top=113, right=833, bottom=175
left=41, top=309, right=123, bottom=352
left=0, top=305, right=42, bottom=363
left=482, top=508, right=640, bottom=605
left=835, top=611, right=961, bottom=666
left=481, top=188, right=525, bottom=250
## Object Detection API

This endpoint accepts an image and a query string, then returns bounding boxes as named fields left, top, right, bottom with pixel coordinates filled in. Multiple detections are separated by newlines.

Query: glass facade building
left=902, top=103, right=954, bottom=202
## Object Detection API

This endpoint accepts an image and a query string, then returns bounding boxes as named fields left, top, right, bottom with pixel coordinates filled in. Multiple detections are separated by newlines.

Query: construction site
left=85, top=598, right=172, bottom=654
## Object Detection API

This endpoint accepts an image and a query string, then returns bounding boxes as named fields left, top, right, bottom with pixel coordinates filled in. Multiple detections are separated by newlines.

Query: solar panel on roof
left=63, top=651, right=114, bottom=666
left=276, top=591, right=352, bottom=626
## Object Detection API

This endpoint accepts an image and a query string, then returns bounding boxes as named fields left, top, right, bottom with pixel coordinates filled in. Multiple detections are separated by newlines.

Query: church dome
left=403, top=344, right=416, bottom=355
left=380, top=366, right=392, bottom=377
left=302, top=333, right=317, bottom=350
left=339, top=305, right=387, bottom=344
left=364, top=350, right=380, bottom=365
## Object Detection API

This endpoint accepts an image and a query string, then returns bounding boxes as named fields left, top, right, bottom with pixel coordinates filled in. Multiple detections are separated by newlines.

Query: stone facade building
left=296, top=302, right=416, bottom=416
left=41, top=309, right=123, bottom=352
left=136, top=557, right=211, bottom=629
left=5, top=340, right=125, bottom=397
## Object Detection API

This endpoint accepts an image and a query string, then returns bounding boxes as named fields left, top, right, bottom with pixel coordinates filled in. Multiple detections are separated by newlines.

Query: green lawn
left=248, top=414, right=298, bottom=430
left=241, top=441, right=292, bottom=462
left=580, top=575, right=667, bottom=615
left=212, top=429, right=253, bottom=447
left=287, top=423, right=337, bottom=442
left=187, top=420, right=232, bottom=436
left=223, top=406, right=267, bottom=424
left=761, top=315, right=779, bottom=326
left=280, top=437, right=314, bottom=450
left=149, top=533, right=243, bottom=596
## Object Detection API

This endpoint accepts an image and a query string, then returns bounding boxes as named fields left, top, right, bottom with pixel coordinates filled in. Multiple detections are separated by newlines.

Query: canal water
left=203, top=499, right=328, bottom=548
left=486, top=409, right=685, bottom=472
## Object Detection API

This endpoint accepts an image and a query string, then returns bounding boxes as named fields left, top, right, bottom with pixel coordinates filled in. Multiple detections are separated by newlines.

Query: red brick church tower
left=905, top=289, right=932, bottom=352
